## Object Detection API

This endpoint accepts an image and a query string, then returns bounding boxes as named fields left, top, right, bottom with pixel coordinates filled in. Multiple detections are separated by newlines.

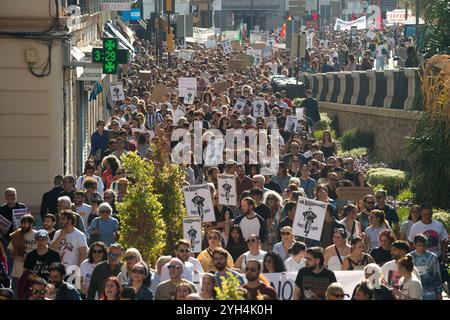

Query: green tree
left=215, top=273, right=246, bottom=300
left=421, top=0, right=450, bottom=56
left=116, top=152, right=166, bottom=266
left=149, top=144, right=186, bottom=255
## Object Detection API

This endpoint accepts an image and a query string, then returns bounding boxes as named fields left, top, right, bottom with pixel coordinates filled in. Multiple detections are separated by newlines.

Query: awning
left=105, top=21, right=135, bottom=55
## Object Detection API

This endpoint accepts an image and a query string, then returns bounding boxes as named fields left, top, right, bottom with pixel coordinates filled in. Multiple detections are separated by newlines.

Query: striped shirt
left=145, top=112, right=164, bottom=130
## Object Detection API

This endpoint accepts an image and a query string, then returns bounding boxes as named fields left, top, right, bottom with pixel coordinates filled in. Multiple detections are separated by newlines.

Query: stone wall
left=319, top=102, right=423, bottom=163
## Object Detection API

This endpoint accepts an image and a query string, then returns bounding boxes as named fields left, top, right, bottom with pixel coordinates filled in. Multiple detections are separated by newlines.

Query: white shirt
left=160, top=261, right=195, bottom=282
left=75, top=175, right=104, bottom=195
left=399, top=275, right=423, bottom=300
left=241, top=250, right=267, bottom=271
left=408, top=220, right=448, bottom=258
left=80, top=259, right=96, bottom=289
left=53, top=228, right=87, bottom=267
left=75, top=204, right=92, bottom=233
left=188, top=256, right=204, bottom=273
left=284, top=257, right=306, bottom=272
left=381, top=259, right=420, bottom=287
left=172, top=107, right=185, bottom=124
left=239, top=215, right=262, bottom=241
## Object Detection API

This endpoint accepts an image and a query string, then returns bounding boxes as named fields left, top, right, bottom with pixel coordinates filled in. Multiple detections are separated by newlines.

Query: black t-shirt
left=264, top=181, right=283, bottom=195
left=295, top=267, right=337, bottom=300
left=23, top=248, right=61, bottom=281
left=370, top=247, right=392, bottom=266
left=48, top=230, right=56, bottom=241
left=254, top=203, right=271, bottom=221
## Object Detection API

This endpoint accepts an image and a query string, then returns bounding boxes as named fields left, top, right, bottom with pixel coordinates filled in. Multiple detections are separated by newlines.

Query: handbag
left=88, top=219, right=100, bottom=246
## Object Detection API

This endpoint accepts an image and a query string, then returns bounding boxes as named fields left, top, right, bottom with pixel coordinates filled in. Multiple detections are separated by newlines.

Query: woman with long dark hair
left=225, top=225, right=248, bottom=262
left=80, top=242, right=108, bottom=299
left=262, top=252, right=286, bottom=273
left=127, top=261, right=153, bottom=300
left=101, top=155, right=121, bottom=190
left=319, top=130, right=337, bottom=159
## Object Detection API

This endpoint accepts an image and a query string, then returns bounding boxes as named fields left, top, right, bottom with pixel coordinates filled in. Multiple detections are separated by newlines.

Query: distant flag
left=235, top=19, right=243, bottom=42
left=89, top=81, right=103, bottom=101
left=352, top=12, right=356, bottom=21
left=280, top=23, right=286, bottom=38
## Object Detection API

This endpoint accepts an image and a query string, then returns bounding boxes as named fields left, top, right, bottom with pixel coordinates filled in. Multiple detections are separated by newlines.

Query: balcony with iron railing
left=65, top=0, right=102, bottom=15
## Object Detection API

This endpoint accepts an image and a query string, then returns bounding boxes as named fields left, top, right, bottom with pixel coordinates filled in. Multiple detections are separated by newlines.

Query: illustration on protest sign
left=292, top=197, right=327, bottom=241
left=266, top=116, right=278, bottom=129
left=183, top=88, right=196, bottom=105
left=109, top=83, right=125, bottom=102
left=183, top=217, right=202, bottom=253
left=284, top=116, right=298, bottom=133
left=12, top=208, right=29, bottom=230
left=217, top=174, right=237, bottom=206
left=234, top=98, right=247, bottom=114
left=178, top=77, right=197, bottom=97
left=222, top=40, right=232, bottom=54
left=253, top=98, right=265, bottom=118
left=183, top=184, right=215, bottom=222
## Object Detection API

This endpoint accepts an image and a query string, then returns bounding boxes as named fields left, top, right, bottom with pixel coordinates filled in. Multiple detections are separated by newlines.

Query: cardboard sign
left=366, top=30, right=376, bottom=40
left=218, top=174, right=237, bottom=206
left=150, top=84, right=168, bottom=103
left=139, top=70, right=152, bottom=81
left=183, top=184, right=215, bottom=222
left=222, top=40, right=232, bottom=54
left=253, top=42, right=266, bottom=50
left=109, top=83, right=125, bottom=102
left=336, top=187, right=374, bottom=201
left=178, top=77, right=197, bottom=97
left=228, top=59, right=247, bottom=72
left=12, top=208, right=29, bottom=230
left=296, top=107, right=304, bottom=119
left=236, top=54, right=252, bottom=67
left=205, top=39, right=216, bottom=49
left=213, top=81, right=228, bottom=94
left=230, top=40, right=240, bottom=51
left=253, top=98, right=265, bottom=118
left=183, top=217, right=202, bottom=253
left=284, top=116, right=298, bottom=133
left=293, top=197, right=327, bottom=241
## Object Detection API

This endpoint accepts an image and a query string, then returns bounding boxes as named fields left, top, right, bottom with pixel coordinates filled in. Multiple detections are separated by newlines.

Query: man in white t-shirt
left=160, top=239, right=202, bottom=282
left=285, top=241, right=307, bottom=272
left=234, top=197, right=266, bottom=244
left=50, top=210, right=87, bottom=268
left=408, top=203, right=448, bottom=260
left=381, top=240, right=420, bottom=287
left=171, top=104, right=185, bottom=124
left=73, top=191, right=92, bottom=234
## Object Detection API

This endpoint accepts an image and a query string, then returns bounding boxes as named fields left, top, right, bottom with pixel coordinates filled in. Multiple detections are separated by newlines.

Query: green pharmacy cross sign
left=92, top=38, right=129, bottom=74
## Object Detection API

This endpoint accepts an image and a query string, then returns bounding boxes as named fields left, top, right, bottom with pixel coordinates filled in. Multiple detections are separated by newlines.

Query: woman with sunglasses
left=234, top=234, right=267, bottom=272
left=272, top=226, right=295, bottom=261
left=325, top=282, right=346, bottom=300
left=126, top=261, right=153, bottom=300
left=100, top=276, right=122, bottom=300
left=197, top=230, right=234, bottom=273
left=118, top=248, right=143, bottom=286
left=76, top=160, right=104, bottom=195
left=323, top=229, right=351, bottom=271
left=80, top=242, right=107, bottom=299
left=82, top=177, right=103, bottom=206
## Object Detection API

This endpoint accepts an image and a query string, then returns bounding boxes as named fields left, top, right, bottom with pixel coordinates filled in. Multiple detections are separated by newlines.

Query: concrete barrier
left=338, top=72, right=353, bottom=104
left=404, top=68, right=421, bottom=110
left=366, top=70, right=387, bottom=107
left=351, top=71, right=369, bottom=105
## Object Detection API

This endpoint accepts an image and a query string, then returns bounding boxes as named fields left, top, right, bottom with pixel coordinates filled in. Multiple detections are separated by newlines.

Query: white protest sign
left=263, top=271, right=365, bottom=300
left=262, top=47, right=273, bottom=59
left=109, top=83, right=125, bottom=102
left=183, top=184, right=215, bottom=222
left=0, top=215, right=12, bottom=235
left=12, top=208, right=29, bottom=230
left=179, top=50, right=195, bottom=61
left=183, top=217, right=202, bottom=253
left=234, top=98, right=247, bottom=114
left=253, top=98, right=265, bottom=118
left=293, top=197, right=327, bottom=241
left=203, top=135, right=224, bottom=167
left=217, top=174, right=237, bottom=206
left=296, top=107, right=304, bottom=119
left=178, top=77, right=197, bottom=97
left=284, top=116, right=298, bottom=133
left=222, top=40, right=232, bottom=54
left=183, top=88, right=196, bottom=105
left=366, top=30, right=376, bottom=40
left=334, top=16, right=367, bottom=31
left=205, top=39, right=216, bottom=49
left=266, top=116, right=278, bottom=129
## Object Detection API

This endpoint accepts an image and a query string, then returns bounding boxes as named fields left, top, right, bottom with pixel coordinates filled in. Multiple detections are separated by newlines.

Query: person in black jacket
left=48, top=263, right=81, bottom=300
left=300, top=90, right=320, bottom=125
left=40, top=175, right=64, bottom=221
left=58, top=175, right=76, bottom=202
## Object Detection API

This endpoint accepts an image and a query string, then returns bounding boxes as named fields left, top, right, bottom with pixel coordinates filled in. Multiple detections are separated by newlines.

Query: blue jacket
left=136, top=286, right=154, bottom=300
left=90, top=129, right=109, bottom=157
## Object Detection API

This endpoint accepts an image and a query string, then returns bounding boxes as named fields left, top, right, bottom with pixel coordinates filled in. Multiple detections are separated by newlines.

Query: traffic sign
left=92, top=38, right=129, bottom=75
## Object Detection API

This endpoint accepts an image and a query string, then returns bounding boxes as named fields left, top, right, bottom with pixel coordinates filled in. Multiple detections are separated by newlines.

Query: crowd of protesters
left=0, top=25, right=446, bottom=301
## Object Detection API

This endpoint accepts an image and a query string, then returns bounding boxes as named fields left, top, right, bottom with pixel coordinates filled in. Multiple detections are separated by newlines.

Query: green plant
left=407, top=113, right=450, bottom=209
left=366, top=168, right=407, bottom=197
left=314, top=129, right=337, bottom=142
left=338, top=147, right=369, bottom=159
left=150, top=145, right=186, bottom=254
left=372, top=184, right=386, bottom=194
left=421, top=0, right=450, bottom=56
left=397, top=207, right=410, bottom=224
left=314, top=112, right=332, bottom=131
left=215, top=273, right=246, bottom=300
left=433, top=209, right=450, bottom=232
left=396, top=189, right=413, bottom=202
left=116, top=152, right=166, bottom=266
left=340, top=128, right=375, bottom=151
left=292, top=97, right=305, bottom=106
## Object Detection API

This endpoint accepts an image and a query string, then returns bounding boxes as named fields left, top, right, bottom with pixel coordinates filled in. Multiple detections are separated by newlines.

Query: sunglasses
left=245, top=267, right=257, bottom=272
left=132, top=269, right=145, bottom=275
left=32, top=289, right=46, bottom=295
left=125, top=256, right=136, bottom=260
left=208, top=236, right=219, bottom=240
left=179, top=248, right=191, bottom=253
left=108, top=252, right=121, bottom=258
left=91, top=249, right=103, bottom=254
left=168, top=265, right=182, bottom=270
left=366, top=201, right=375, bottom=205
left=281, top=232, right=291, bottom=236
left=246, top=238, right=257, bottom=244
left=331, top=293, right=346, bottom=298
